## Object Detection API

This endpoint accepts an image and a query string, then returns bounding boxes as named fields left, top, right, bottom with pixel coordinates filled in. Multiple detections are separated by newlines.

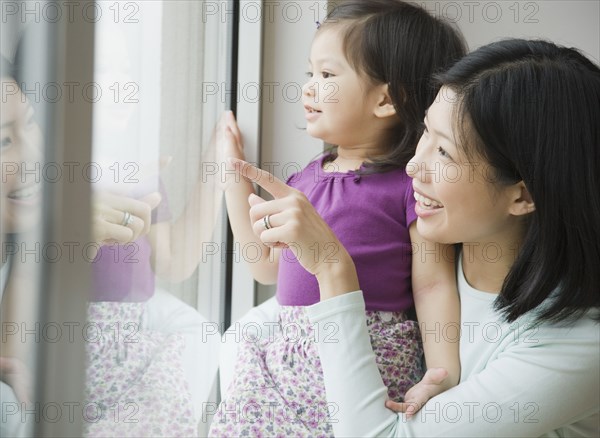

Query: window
left=1, top=1, right=234, bottom=435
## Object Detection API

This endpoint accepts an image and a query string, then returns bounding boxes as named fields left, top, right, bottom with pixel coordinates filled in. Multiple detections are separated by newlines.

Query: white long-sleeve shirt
left=306, top=260, right=599, bottom=437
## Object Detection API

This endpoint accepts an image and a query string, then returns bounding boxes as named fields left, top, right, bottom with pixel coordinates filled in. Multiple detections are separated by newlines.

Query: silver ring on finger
left=121, top=211, right=134, bottom=227
left=263, top=214, right=273, bottom=230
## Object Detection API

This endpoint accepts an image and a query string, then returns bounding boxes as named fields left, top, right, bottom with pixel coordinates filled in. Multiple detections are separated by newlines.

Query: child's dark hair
left=437, top=39, right=600, bottom=324
left=320, top=0, right=467, bottom=173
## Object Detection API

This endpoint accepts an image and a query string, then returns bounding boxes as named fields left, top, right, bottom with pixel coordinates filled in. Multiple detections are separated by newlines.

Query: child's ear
left=373, top=84, right=396, bottom=119
left=508, top=181, right=535, bottom=216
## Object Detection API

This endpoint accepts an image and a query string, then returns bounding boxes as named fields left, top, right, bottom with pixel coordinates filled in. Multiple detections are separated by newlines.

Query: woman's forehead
left=427, top=88, right=459, bottom=130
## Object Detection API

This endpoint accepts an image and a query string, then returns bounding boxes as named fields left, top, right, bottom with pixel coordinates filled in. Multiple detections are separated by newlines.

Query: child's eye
left=322, top=72, right=334, bottom=79
left=305, top=71, right=313, bottom=78
left=437, top=146, right=452, bottom=160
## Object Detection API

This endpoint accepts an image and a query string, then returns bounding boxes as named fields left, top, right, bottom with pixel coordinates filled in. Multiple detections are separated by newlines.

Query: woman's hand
left=230, top=158, right=359, bottom=299
left=385, top=368, right=449, bottom=418
left=92, top=191, right=162, bottom=247
left=216, top=111, right=246, bottom=191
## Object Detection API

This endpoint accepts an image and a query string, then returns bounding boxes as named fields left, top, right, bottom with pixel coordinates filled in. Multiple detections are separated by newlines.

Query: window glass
left=1, top=1, right=231, bottom=435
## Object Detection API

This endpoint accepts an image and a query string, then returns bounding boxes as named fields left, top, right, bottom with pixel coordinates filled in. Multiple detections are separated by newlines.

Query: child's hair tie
left=316, top=21, right=321, bottom=29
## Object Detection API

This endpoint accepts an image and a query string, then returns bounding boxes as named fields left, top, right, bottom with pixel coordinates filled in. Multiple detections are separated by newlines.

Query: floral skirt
left=84, top=302, right=197, bottom=437
left=209, top=306, right=424, bottom=437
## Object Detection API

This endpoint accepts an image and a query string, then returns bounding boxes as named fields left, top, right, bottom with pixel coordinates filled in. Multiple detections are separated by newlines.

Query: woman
left=228, top=38, right=599, bottom=436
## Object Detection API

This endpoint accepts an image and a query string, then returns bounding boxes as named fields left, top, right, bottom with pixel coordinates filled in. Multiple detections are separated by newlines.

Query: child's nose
left=302, top=80, right=315, bottom=97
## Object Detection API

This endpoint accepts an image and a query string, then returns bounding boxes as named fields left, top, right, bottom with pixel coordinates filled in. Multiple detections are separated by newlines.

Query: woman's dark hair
left=437, top=39, right=600, bottom=323
left=320, top=0, right=467, bottom=173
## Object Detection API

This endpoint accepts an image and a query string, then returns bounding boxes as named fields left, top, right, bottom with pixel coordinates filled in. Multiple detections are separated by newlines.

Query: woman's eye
left=1, top=136, right=13, bottom=148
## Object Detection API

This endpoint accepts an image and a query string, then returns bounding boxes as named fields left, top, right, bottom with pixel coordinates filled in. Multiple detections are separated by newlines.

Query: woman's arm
left=229, top=161, right=598, bottom=438
left=307, top=292, right=398, bottom=437
left=307, top=292, right=599, bottom=437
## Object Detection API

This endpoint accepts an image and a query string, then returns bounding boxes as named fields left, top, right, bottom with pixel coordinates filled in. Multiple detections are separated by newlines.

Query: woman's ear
left=508, top=181, right=535, bottom=216
left=373, top=83, right=396, bottom=119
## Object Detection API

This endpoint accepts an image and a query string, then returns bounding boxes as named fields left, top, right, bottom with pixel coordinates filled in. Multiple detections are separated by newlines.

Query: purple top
left=276, top=155, right=417, bottom=312
left=91, top=182, right=171, bottom=302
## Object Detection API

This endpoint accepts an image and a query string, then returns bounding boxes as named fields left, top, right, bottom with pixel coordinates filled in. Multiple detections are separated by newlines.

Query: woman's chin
left=416, top=219, right=454, bottom=245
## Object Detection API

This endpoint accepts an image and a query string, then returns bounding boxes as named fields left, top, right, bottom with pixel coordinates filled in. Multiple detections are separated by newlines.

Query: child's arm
left=399, top=222, right=460, bottom=415
left=220, top=112, right=280, bottom=284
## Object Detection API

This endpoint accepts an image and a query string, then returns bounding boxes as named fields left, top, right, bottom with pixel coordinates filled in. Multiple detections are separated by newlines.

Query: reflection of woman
left=7, top=21, right=220, bottom=433
left=229, top=39, right=599, bottom=437
left=0, top=52, right=196, bottom=437
left=0, top=63, right=43, bottom=244
left=1, top=55, right=41, bottom=438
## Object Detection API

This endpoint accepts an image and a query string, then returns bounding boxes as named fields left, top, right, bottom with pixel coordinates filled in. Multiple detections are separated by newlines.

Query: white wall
left=422, top=0, right=599, bottom=62
left=257, top=0, right=328, bottom=303
left=260, top=1, right=327, bottom=182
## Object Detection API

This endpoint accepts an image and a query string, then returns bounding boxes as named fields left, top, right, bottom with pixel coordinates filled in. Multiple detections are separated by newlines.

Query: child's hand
left=216, top=111, right=245, bottom=190
left=385, top=368, right=449, bottom=418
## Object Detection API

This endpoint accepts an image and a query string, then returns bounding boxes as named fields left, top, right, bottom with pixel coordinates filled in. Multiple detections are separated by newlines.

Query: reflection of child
left=212, top=1, right=467, bottom=436
left=85, top=189, right=198, bottom=437
left=84, top=17, right=223, bottom=433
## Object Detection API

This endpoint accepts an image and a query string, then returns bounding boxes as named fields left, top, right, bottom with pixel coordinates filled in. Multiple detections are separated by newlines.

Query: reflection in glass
left=1, top=49, right=43, bottom=438
left=1, top=1, right=228, bottom=435
left=84, top=2, right=225, bottom=436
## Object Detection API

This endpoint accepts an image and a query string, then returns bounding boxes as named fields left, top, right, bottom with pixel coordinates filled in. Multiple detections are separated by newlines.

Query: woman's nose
left=406, top=155, right=419, bottom=179
left=406, top=139, right=427, bottom=182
